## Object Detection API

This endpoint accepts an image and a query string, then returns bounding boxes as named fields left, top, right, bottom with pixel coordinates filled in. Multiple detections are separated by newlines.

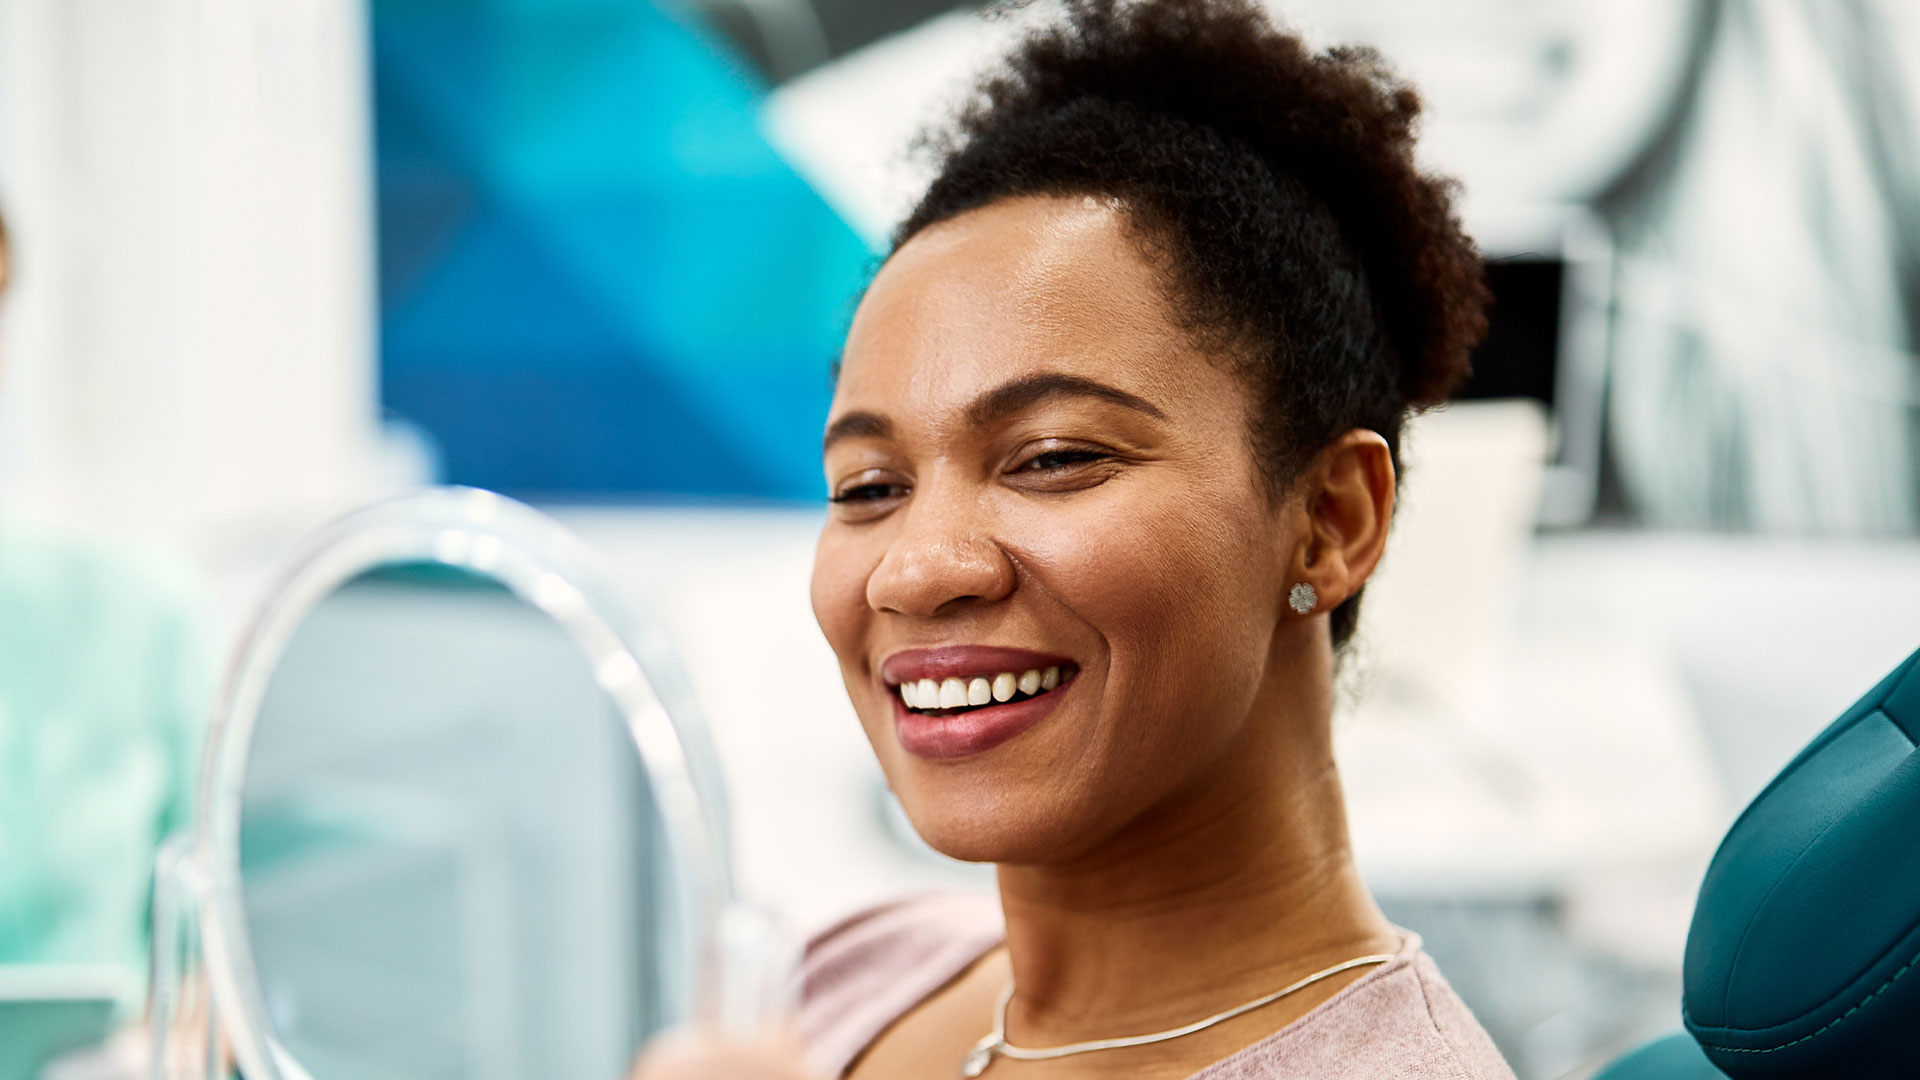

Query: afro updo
left=893, top=0, right=1491, bottom=649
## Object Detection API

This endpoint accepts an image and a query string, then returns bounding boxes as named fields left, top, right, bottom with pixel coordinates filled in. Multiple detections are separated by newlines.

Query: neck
left=991, top=642, right=1396, bottom=1037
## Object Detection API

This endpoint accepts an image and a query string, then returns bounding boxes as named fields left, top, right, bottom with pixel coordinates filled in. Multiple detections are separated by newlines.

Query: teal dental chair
left=1596, top=645, right=1920, bottom=1079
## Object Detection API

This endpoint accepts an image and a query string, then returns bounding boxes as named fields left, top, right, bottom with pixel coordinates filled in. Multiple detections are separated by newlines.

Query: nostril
left=866, top=528, right=1018, bottom=617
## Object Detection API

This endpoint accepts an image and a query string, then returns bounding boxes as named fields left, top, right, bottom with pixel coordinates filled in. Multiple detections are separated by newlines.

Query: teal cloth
left=0, top=515, right=214, bottom=994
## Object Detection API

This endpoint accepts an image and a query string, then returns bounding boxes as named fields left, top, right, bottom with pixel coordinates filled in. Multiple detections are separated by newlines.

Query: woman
left=643, top=0, right=1507, bottom=1075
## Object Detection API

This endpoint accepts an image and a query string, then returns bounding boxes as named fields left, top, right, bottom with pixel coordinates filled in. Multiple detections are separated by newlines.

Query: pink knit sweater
left=798, top=892, right=1515, bottom=1079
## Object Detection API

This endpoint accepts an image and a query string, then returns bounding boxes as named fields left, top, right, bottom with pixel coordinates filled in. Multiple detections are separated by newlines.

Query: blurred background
left=0, top=1, right=1917, bottom=1078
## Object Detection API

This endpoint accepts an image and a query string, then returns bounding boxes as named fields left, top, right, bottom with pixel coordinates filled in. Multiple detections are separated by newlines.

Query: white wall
left=0, top=0, right=388, bottom=551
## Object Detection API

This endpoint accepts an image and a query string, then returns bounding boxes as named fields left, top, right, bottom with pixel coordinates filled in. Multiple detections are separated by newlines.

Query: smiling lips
left=881, top=646, right=1080, bottom=759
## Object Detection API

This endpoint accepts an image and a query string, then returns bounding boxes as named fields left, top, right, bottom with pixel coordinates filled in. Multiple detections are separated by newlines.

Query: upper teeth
left=900, top=666, right=1064, bottom=710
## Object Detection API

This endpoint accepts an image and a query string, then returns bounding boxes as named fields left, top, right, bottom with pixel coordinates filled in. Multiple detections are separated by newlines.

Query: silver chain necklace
left=960, top=952, right=1395, bottom=1077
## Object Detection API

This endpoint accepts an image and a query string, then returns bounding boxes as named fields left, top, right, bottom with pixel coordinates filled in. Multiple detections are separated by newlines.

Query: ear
left=1290, top=428, right=1395, bottom=613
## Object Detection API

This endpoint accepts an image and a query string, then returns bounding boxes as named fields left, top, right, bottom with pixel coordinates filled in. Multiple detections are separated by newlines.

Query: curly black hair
left=893, top=0, right=1490, bottom=649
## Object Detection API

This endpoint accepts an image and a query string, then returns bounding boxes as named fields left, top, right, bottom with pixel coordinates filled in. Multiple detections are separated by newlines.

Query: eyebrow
left=967, top=371, right=1167, bottom=427
left=821, top=410, right=893, bottom=454
left=821, top=372, right=1168, bottom=455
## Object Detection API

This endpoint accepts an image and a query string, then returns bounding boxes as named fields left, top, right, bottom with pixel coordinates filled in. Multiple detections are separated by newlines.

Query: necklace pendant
left=960, top=1042, right=995, bottom=1077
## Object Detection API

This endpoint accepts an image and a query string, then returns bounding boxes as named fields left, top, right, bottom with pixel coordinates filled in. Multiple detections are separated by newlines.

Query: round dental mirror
left=192, top=487, right=738, bottom=1080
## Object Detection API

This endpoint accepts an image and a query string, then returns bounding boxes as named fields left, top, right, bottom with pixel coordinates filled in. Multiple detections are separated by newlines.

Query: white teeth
left=938, top=678, right=968, bottom=709
left=992, top=672, right=1016, bottom=702
left=903, top=666, right=1074, bottom=710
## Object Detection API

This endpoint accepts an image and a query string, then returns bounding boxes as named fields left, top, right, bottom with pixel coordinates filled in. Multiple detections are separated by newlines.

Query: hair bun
left=923, top=0, right=1489, bottom=408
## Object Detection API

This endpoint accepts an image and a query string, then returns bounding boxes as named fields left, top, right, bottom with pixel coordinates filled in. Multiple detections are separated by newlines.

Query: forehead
left=835, top=194, right=1201, bottom=415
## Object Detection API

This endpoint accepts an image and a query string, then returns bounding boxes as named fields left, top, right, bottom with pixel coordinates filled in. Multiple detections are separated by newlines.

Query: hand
left=628, top=1028, right=824, bottom=1080
left=38, top=1013, right=232, bottom=1080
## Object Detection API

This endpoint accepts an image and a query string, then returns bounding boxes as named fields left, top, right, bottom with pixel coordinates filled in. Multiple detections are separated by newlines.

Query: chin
left=890, top=770, right=1113, bottom=866
left=906, top=809, right=1061, bottom=866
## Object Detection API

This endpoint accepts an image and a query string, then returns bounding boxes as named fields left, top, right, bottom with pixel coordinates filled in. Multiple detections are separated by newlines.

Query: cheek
left=809, top=529, right=872, bottom=671
left=1019, top=478, right=1277, bottom=742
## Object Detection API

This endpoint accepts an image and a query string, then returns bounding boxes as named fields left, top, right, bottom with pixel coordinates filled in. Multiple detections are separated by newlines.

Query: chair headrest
left=1683, top=646, right=1920, bottom=1078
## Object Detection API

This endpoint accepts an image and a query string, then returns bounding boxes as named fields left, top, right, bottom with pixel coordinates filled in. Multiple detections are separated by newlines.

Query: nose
left=866, top=478, right=1016, bottom=618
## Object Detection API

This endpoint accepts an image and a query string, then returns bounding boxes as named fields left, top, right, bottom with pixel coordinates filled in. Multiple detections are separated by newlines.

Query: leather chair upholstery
left=1598, top=646, right=1920, bottom=1079
left=1679, top=645, right=1920, bottom=1077
left=1591, top=1031, right=1725, bottom=1080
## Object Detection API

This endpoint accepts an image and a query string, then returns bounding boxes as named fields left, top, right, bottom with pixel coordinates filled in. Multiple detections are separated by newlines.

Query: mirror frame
left=189, top=486, right=735, bottom=1080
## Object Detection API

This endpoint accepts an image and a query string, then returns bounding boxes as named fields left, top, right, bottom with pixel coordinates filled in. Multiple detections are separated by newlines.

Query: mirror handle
left=146, top=833, right=212, bottom=1080
left=695, top=901, right=802, bottom=1039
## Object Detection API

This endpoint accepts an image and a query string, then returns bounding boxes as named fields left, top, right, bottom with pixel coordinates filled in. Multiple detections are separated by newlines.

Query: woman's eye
left=830, top=481, right=906, bottom=503
left=1018, top=448, right=1109, bottom=472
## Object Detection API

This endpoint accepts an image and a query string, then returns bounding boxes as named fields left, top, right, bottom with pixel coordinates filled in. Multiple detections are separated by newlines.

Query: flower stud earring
left=1288, top=582, right=1317, bottom=615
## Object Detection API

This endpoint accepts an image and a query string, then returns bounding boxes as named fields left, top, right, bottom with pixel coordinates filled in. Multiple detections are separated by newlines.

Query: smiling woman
left=633, top=1, right=1503, bottom=1079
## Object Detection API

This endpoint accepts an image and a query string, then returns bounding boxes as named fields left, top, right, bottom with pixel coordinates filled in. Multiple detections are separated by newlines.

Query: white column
left=0, top=0, right=385, bottom=547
